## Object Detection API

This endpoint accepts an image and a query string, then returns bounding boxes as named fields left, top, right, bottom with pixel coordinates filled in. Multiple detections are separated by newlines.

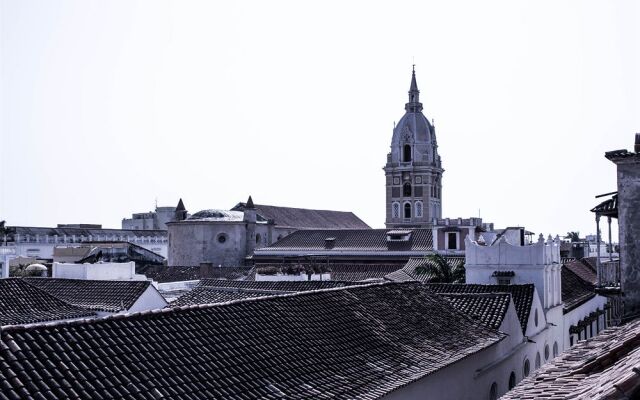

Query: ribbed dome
left=392, top=111, right=434, bottom=145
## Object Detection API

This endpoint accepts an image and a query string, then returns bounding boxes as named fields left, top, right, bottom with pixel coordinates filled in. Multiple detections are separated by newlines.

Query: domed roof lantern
left=405, top=65, right=423, bottom=113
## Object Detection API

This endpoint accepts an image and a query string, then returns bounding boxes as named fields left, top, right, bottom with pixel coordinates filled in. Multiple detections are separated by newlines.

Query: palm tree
left=414, top=254, right=465, bottom=283
left=565, top=231, right=581, bottom=243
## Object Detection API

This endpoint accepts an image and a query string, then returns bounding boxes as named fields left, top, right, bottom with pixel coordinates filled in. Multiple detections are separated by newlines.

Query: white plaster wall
left=125, top=286, right=168, bottom=313
left=53, top=261, right=139, bottom=280
left=563, top=295, right=608, bottom=349
left=138, top=242, right=168, bottom=258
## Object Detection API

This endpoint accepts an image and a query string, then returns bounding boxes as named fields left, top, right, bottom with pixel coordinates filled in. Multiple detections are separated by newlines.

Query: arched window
left=553, top=342, right=558, bottom=357
left=404, top=203, right=411, bottom=219
left=508, top=372, right=516, bottom=390
left=403, top=182, right=412, bottom=197
left=535, top=352, right=541, bottom=369
left=403, top=144, right=412, bottom=162
left=523, top=359, right=530, bottom=377
left=392, top=202, right=400, bottom=218
left=489, top=383, right=498, bottom=400
left=544, top=344, right=550, bottom=360
left=415, top=201, right=423, bottom=218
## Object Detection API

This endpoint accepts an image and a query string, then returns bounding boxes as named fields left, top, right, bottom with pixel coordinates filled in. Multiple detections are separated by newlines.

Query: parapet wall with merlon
left=465, top=234, right=561, bottom=267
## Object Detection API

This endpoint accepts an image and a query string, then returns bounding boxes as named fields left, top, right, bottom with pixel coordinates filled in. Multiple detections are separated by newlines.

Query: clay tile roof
left=171, top=287, right=287, bottom=307
left=501, top=318, right=640, bottom=399
left=0, top=278, right=95, bottom=326
left=385, top=256, right=465, bottom=283
left=197, top=279, right=365, bottom=291
left=258, top=229, right=434, bottom=252
left=0, top=282, right=505, bottom=400
left=425, top=283, right=535, bottom=334
left=254, top=263, right=403, bottom=282
left=23, top=278, right=152, bottom=312
left=561, top=266, right=596, bottom=313
left=231, top=203, right=371, bottom=229
left=144, top=266, right=253, bottom=283
left=561, top=258, right=598, bottom=285
left=440, top=293, right=512, bottom=330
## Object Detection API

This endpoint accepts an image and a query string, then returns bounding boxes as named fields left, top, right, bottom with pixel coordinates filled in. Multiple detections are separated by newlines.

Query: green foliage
left=414, top=254, right=465, bottom=283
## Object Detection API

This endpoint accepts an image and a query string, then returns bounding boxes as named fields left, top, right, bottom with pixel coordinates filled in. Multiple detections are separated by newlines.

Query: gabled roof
left=0, top=279, right=94, bottom=326
left=231, top=203, right=371, bottom=229
left=502, top=319, right=640, bottom=399
left=385, top=256, right=465, bottom=283
left=0, top=282, right=505, bottom=400
left=24, top=278, right=153, bottom=312
left=561, top=266, right=596, bottom=313
left=441, top=293, right=512, bottom=330
left=257, top=229, right=433, bottom=253
left=425, top=283, right=535, bottom=334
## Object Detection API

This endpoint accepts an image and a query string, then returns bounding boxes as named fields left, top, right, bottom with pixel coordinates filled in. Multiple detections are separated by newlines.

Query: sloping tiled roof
left=0, top=282, right=505, bottom=400
left=0, top=279, right=95, bottom=326
left=501, top=318, right=640, bottom=399
left=425, top=283, right=535, bottom=334
left=441, top=293, right=512, bottom=330
left=385, top=256, right=465, bottom=283
left=24, top=278, right=152, bottom=312
left=231, top=203, right=371, bottom=229
left=561, top=266, right=596, bottom=313
left=197, top=279, right=364, bottom=291
left=259, top=229, right=433, bottom=252
left=143, top=266, right=253, bottom=283
left=590, top=195, right=618, bottom=217
left=171, top=287, right=286, bottom=307
left=563, top=258, right=597, bottom=285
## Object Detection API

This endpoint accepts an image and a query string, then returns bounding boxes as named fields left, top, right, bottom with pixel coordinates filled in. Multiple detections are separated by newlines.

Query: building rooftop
left=425, top=283, right=535, bottom=334
left=170, top=286, right=287, bottom=307
left=384, top=256, right=465, bottom=283
left=441, top=293, right=512, bottom=330
left=0, top=282, right=504, bottom=400
left=141, top=266, right=253, bottom=283
left=23, top=278, right=153, bottom=312
left=256, top=229, right=434, bottom=254
left=4, top=226, right=167, bottom=238
left=231, top=202, right=371, bottom=229
left=561, top=266, right=596, bottom=313
left=197, top=278, right=364, bottom=291
left=502, top=318, right=640, bottom=399
left=254, top=262, right=403, bottom=282
left=0, top=278, right=95, bottom=326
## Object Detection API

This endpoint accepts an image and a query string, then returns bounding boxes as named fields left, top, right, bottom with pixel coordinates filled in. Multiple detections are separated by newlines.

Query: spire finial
left=406, top=65, right=422, bottom=112
left=246, top=195, right=255, bottom=209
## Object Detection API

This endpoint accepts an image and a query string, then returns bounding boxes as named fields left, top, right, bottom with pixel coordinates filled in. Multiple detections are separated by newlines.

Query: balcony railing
left=596, top=259, right=621, bottom=295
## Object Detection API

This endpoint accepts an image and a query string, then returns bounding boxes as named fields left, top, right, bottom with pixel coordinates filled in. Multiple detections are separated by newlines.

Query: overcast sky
left=1, top=0, right=638, bottom=239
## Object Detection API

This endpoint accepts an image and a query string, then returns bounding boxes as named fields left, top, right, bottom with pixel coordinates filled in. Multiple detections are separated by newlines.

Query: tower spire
left=405, top=65, right=423, bottom=112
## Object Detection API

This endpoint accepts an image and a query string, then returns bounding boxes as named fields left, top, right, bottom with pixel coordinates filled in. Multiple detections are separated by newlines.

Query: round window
left=508, top=372, right=516, bottom=390
left=217, top=234, right=227, bottom=244
left=544, top=344, right=550, bottom=360
left=523, top=359, right=530, bottom=377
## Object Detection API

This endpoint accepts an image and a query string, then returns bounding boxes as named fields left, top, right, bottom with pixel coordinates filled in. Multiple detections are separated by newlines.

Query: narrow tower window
left=403, top=182, right=412, bottom=197
left=415, top=201, right=423, bottom=218
left=404, top=203, right=411, bottom=219
left=403, top=145, right=412, bottom=162
left=392, top=202, right=400, bottom=218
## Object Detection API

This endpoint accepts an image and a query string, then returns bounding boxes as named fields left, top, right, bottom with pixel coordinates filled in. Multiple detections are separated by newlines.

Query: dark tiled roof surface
left=564, top=258, right=597, bottom=285
left=425, top=283, right=535, bottom=334
left=0, top=282, right=505, bottom=400
left=197, top=279, right=364, bottom=291
left=24, top=278, right=152, bottom=312
left=254, top=263, right=403, bottom=282
left=171, top=287, right=286, bottom=307
left=590, top=194, right=618, bottom=216
left=440, top=293, right=512, bottom=330
left=144, top=266, right=253, bottom=283
left=501, top=319, right=640, bottom=399
left=386, top=257, right=465, bottom=283
left=260, top=229, right=433, bottom=252
left=561, top=266, right=596, bottom=313
left=232, top=203, right=371, bottom=229
left=0, top=279, right=95, bottom=326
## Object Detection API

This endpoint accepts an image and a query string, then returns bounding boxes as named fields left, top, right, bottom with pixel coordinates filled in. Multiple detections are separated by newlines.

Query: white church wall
left=53, top=261, right=145, bottom=280
left=563, top=295, right=608, bottom=349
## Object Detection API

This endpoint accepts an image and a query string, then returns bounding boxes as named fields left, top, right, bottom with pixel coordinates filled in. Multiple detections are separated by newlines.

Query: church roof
left=502, top=318, right=640, bottom=399
left=0, top=282, right=505, bottom=400
left=186, top=209, right=244, bottom=222
left=231, top=202, right=370, bottom=229
left=254, top=228, right=434, bottom=255
left=440, top=293, right=512, bottom=330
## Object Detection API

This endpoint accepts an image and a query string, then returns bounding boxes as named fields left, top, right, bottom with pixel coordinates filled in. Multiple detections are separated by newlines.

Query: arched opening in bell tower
left=404, top=203, right=411, bottom=219
left=403, top=145, right=412, bottom=162
left=403, top=182, right=412, bottom=197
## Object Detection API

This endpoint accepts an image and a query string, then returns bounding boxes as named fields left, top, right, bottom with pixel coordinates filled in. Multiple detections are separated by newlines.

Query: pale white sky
left=1, top=0, right=638, bottom=239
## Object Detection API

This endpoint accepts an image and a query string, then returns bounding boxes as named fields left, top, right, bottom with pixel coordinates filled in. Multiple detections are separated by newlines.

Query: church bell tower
left=384, top=67, right=444, bottom=228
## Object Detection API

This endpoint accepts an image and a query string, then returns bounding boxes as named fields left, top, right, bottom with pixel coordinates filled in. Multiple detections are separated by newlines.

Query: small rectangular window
left=447, top=232, right=457, bottom=250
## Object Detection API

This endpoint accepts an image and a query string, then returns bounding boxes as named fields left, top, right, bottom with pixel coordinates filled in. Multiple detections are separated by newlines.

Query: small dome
left=25, top=263, right=47, bottom=271
left=187, top=209, right=244, bottom=222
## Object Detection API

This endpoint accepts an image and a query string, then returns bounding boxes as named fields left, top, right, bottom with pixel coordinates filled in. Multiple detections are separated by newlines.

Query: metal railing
left=598, top=259, right=621, bottom=288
